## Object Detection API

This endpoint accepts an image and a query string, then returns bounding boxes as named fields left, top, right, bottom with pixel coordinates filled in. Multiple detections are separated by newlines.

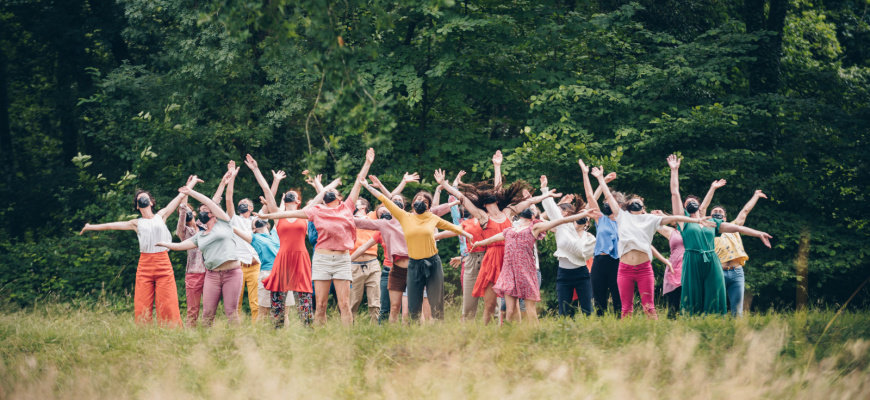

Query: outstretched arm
left=578, top=159, right=598, bottom=212
left=532, top=209, right=602, bottom=236
left=211, top=170, right=231, bottom=205
left=156, top=238, right=196, bottom=251
left=432, top=185, right=443, bottom=208
left=668, top=154, right=683, bottom=217
left=661, top=215, right=715, bottom=228
left=244, top=154, right=280, bottom=214
left=492, top=150, right=503, bottom=187
left=269, top=170, right=285, bottom=198
left=591, top=167, right=621, bottom=218
left=347, top=148, right=375, bottom=205
left=506, top=189, right=560, bottom=219
left=225, top=160, right=240, bottom=218
left=469, top=232, right=505, bottom=251
left=232, top=226, right=253, bottom=244
left=434, top=169, right=488, bottom=223
left=651, top=245, right=675, bottom=274
left=699, top=179, right=727, bottom=217
left=176, top=203, right=189, bottom=238
left=350, top=238, right=377, bottom=260
left=158, top=175, right=204, bottom=220
left=719, top=222, right=773, bottom=248
left=732, top=190, right=767, bottom=226
left=361, top=175, right=389, bottom=200
left=80, top=220, right=137, bottom=235
left=390, top=172, right=420, bottom=197
left=182, top=186, right=231, bottom=221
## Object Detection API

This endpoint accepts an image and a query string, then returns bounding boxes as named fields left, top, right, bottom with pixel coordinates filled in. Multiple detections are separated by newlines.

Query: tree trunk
left=744, top=0, right=789, bottom=95
left=795, top=225, right=811, bottom=309
left=0, top=46, right=11, bottom=167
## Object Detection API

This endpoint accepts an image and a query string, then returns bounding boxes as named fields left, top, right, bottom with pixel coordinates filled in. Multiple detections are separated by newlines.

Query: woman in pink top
left=257, top=148, right=375, bottom=326
left=650, top=210, right=683, bottom=319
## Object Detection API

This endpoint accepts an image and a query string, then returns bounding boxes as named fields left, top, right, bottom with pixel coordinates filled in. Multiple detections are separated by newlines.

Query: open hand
left=433, top=169, right=447, bottom=184
left=578, top=159, right=589, bottom=174
left=558, top=194, right=574, bottom=205
left=369, top=175, right=385, bottom=190
left=272, top=170, right=286, bottom=181
left=244, top=154, right=258, bottom=170
left=711, top=179, right=727, bottom=189
left=492, top=150, right=503, bottom=166
left=759, top=232, right=773, bottom=248
left=755, top=190, right=767, bottom=199
left=449, top=257, right=462, bottom=269
left=540, top=175, right=548, bottom=189
left=453, top=170, right=466, bottom=186
left=590, top=167, right=604, bottom=178
left=403, top=172, right=420, bottom=183
left=667, top=154, right=681, bottom=170
left=79, top=224, right=91, bottom=235
left=365, top=148, right=375, bottom=164
left=604, top=172, right=617, bottom=183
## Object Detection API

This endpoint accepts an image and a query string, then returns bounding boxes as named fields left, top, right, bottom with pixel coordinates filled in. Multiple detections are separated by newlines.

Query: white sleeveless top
left=137, top=217, right=172, bottom=253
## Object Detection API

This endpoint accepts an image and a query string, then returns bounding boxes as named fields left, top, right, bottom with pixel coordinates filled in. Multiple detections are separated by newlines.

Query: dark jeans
left=378, top=266, right=391, bottom=324
left=556, top=266, right=593, bottom=317
left=407, top=254, right=444, bottom=321
left=665, top=287, right=682, bottom=319
left=591, top=254, right=621, bottom=317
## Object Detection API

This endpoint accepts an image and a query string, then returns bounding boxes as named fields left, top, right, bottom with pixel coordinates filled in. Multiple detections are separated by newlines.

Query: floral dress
left=493, top=222, right=545, bottom=301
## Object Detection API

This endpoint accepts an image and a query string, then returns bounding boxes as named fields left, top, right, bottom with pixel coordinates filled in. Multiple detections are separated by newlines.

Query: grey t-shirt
left=191, top=218, right=239, bottom=270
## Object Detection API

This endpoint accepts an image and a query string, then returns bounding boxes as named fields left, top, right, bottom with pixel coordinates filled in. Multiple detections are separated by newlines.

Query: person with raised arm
left=470, top=190, right=599, bottom=324
left=80, top=176, right=202, bottom=326
left=363, top=173, right=472, bottom=322
left=698, top=180, right=769, bottom=316
left=650, top=210, right=683, bottom=319
left=667, top=154, right=773, bottom=315
left=446, top=171, right=487, bottom=322
left=587, top=168, right=622, bottom=318
left=224, top=160, right=263, bottom=324
left=593, top=166, right=714, bottom=319
left=437, top=158, right=552, bottom=325
left=256, top=149, right=375, bottom=326
left=154, top=180, right=249, bottom=327
left=349, top=196, right=383, bottom=323
left=176, top=199, right=207, bottom=327
left=540, top=166, right=598, bottom=318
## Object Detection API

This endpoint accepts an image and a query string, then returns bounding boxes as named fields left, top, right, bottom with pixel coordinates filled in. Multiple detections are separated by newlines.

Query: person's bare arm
left=577, top=159, right=598, bottom=212
left=434, top=230, right=459, bottom=240
left=469, top=232, right=505, bottom=251
left=347, top=148, right=375, bottom=205
left=651, top=245, right=675, bottom=274
left=591, top=167, right=621, bottom=218
left=79, top=220, right=137, bottom=235
left=719, top=222, right=773, bottom=248
left=699, top=179, right=727, bottom=217
left=158, top=175, right=204, bottom=220
left=270, top=170, right=285, bottom=197
left=350, top=238, right=377, bottom=260
left=532, top=209, right=601, bottom=236
left=232, top=226, right=253, bottom=243
left=432, top=185, right=443, bottom=208
left=182, top=187, right=231, bottom=221
left=156, top=238, right=197, bottom=251
left=434, top=169, right=488, bottom=224
left=660, top=215, right=715, bottom=228
left=591, top=172, right=617, bottom=203
left=212, top=170, right=231, bottom=205
left=492, top=150, right=503, bottom=187
left=225, top=160, right=240, bottom=218
left=732, top=190, right=767, bottom=226
left=389, top=172, right=419, bottom=197
left=244, top=154, right=280, bottom=214
left=506, top=189, right=560, bottom=219
left=668, top=154, right=683, bottom=218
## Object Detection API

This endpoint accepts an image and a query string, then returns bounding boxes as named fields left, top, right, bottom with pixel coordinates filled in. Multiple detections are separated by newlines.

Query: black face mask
left=254, top=219, right=269, bottom=230
left=379, top=212, right=393, bottom=220
left=393, top=200, right=405, bottom=210
left=237, top=203, right=249, bottom=214
left=462, top=209, right=471, bottom=219
left=601, top=203, right=612, bottom=216
left=413, top=201, right=429, bottom=214
left=685, top=201, right=700, bottom=214
left=284, top=192, right=297, bottom=203
left=323, top=191, right=338, bottom=204
left=576, top=217, right=589, bottom=226
left=712, top=213, right=725, bottom=220
left=185, top=211, right=194, bottom=222
left=519, top=208, right=534, bottom=219
left=199, top=211, right=211, bottom=224
left=627, top=202, right=644, bottom=212
left=137, top=197, right=151, bottom=209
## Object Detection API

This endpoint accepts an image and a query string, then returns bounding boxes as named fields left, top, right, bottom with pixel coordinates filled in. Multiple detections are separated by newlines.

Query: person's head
left=460, top=180, right=530, bottom=212
left=198, top=204, right=213, bottom=224
left=390, top=194, right=407, bottom=211
left=237, top=198, right=254, bottom=216
left=133, top=190, right=156, bottom=214
left=625, top=195, right=645, bottom=214
left=375, top=204, right=393, bottom=220
left=283, top=190, right=301, bottom=207
left=184, top=209, right=196, bottom=227
left=459, top=206, right=471, bottom=220
left=711, top=205, right=727, bottom=221
left=684, top=195, right=701, bottom=215
left=253, top=219, right=270, bottom=234
left=355, top=198, right=371, bottom=217
left=600, top=191, right=626, bottom=216
left=323, top=188, right=342, bottom=206
left=558, top=195, right=588, bottom=218
left=516, top=206, right=539, bottom=221
left=411, top=191, right=434, bottom=214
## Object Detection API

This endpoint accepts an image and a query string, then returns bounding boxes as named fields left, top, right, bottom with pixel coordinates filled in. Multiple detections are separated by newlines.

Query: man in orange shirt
left=350, top=198, right=382, bottom=322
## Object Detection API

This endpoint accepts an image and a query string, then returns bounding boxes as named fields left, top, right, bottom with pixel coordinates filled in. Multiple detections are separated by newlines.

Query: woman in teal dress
left=667, top=155, right=773, bottom=315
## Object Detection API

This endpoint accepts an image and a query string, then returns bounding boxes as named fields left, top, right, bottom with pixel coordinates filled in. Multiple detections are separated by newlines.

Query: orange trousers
left=134, top=252, right=182, bottom=327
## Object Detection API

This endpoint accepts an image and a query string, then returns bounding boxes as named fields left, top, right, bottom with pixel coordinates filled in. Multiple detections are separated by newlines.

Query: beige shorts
left=311, top=252, right=352, bottom=281
left=258, top=269, right=294, bottom=307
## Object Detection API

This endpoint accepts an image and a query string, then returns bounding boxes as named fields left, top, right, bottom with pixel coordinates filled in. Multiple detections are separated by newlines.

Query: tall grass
left=1, top=304, right=869, bottom=399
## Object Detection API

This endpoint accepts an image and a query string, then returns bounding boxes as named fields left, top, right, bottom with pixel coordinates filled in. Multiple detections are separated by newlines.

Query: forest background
left=0, top=0, right=867, bottom=312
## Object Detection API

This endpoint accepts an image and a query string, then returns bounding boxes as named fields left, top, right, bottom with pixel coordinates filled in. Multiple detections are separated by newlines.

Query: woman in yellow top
left=699, top=181, right=767, bottom=316
left=359, top=174, right=473, bottom=322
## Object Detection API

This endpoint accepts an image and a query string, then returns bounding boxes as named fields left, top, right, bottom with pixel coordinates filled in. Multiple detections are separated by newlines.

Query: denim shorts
left=311, top=252, right=352, bottom=281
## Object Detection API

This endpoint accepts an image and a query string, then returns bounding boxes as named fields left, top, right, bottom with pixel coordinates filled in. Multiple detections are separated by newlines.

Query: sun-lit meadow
left=1, top=303, right=869, bottom=400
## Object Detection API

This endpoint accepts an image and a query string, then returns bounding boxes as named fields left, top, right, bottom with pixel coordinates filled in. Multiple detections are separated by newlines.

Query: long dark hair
left=558, top=194, right=588, bottom=216
left=132, top=189, right=156, bottom=213
left=459, top=180, right=530, bottom=212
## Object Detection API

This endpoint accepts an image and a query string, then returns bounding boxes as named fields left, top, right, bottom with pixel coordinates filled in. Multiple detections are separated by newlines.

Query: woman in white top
left=80, top=175, right=203, bottom=326
left=591, top=166, right=713, bottom=319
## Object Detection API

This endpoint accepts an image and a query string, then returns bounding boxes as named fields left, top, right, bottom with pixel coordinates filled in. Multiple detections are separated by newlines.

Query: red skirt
left=472, top=245, right=504, bottom=298
left=262, top=250, right=312, bottom=293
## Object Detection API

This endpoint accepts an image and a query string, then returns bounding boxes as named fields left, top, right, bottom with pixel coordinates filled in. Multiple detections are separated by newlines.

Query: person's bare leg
left=524, top=300, right=539, bottom=323
left=389, top=290, right=403, bottom=324
left=482, top=285, right=498, bottom=325
left=258, top=306, right=270, bottom=322
left=333, top=279, right=353, bottom=326
left=504, top=295, right=518, bottom=323
left=313, top=281, right=332, bottom=325
left=422, top=297, right=432, bottom=322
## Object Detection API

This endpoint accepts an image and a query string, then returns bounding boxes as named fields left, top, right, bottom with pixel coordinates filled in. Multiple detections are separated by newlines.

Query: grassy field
left=1, top=304, right=869, bottom=399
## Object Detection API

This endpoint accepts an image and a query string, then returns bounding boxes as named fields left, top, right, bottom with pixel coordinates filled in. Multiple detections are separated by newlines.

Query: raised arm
left=389, top=172, right=419, bottom=197
left=212, top=170, right=231, bottom=205
left=492, top=150, right=503, bottom=187
left=506, top=189, right=560, bottom=218
left=176, top=203, right=189, bottom=239
left=182, top=186, right=231, bottom=221
left=225, top=160, right=241, bottom=218
left=591, top=167, right=621, bottom=218
left=432, top=185, right=443, bottom=208
left=244, top=154, right=280, bottom=214
left=591, top=172, right=617, bottom=203
left=532, top=209, right=601, bottom=236
left=469, top=232, right=505, bottom=251
left=345, top=148, right=375, bottom=205
left=719, top=222, right=773, bottom=248
left=539, top=175, right=563, bottom=221
left=668, top=154, right=683, bottom=216
left=158, top=175, right=204, bottom=220
left=577, top=160, right=598, bottom=211
left=361, top=175, right=390, bottom=202
left=699, top=179, right=727, bottom=217
left=269, top=170, right=285, bottom=197
left=732, top=190, right=767, bottom=226
left=434, top=169, right=488, bottom=223
left=232, top=226, right=253, bottom=243
left=305, top=177, right=342, bottom=209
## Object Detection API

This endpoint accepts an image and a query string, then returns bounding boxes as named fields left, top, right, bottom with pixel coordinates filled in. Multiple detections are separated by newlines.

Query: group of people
left=79, top=149, right=773, bottom=328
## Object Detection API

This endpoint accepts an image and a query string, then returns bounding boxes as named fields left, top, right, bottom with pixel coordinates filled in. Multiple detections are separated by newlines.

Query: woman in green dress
left=668, top=155, right=773, bottom=315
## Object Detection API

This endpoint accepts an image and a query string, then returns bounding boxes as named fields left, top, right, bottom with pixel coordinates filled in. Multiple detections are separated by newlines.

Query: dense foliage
left=1, top=0, right=868, bottom=310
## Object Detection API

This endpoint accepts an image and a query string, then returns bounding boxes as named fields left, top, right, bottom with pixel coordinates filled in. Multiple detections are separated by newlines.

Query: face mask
left=379, top=212, right=392, bottom=220
left=393, top=200, right=405, bottom=210
left=413, top=201, right=428, bottom=214
left=601, top=203, right=612, bottom=216
left=254, top=219, right=269, bottom=230
left=712, top=213, right=724, bottom=220
left=137, top=197, right=151, bottom=209
left=323, top=191, right=338, bottom=204
left=237, top=203, right=250, bottom=214
left=576, top=217, right=589, bottom=226
left=685, top=200, right=700, bottom=214
left=185, top=211, right=194, bottom=222
left=284, top=192, right=297, bottom=203
left=462, top=209, right=471, bottom=219
left=519, top=208, right=534, bottom=219
left=627, top=201, right=644, bottom=212
left=199, top=211, right=211, bottom=224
